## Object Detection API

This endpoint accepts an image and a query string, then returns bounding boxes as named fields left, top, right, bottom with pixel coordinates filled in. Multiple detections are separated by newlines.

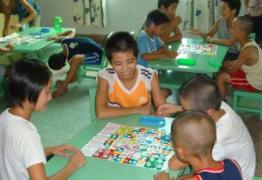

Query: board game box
left=81, top=122, right=174, bottom=170
left=177, top=43, right=217, bottom=56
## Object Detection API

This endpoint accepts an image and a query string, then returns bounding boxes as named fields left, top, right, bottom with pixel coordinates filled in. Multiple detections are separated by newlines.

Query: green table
left=45, top=115, right=183, bottom=180
left=0, top=27, right=74, bottom=62
left=148, top=38, right=228, bottom=76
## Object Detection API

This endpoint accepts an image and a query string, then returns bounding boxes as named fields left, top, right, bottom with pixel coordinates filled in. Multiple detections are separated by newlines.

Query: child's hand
left=158, top=103, right=183, bottom=117
left=10, top=23, right=22, bottom=29
left=187, top=28, right=201, bottom=36
left=166, top=51, right=177, bottom=58
left=67, top=150, right=86, bottom=171
left=50, top=144, right=79, bottom=157
left=5, top=43, right=14, bottom=49
left=154, top=171, right=174, bottom=180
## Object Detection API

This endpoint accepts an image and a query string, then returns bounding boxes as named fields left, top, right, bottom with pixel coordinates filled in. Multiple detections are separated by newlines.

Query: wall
left=38, top=0, right=161, bottom=34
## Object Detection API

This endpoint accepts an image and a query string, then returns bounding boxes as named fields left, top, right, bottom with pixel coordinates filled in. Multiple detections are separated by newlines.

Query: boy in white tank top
left=216, top=15, right=262, bottom=99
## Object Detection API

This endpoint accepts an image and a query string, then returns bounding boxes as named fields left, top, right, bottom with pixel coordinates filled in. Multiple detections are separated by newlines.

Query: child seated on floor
left=48, top=36, right=103, bottom=98
left=190, top=0, right=241, bottom=61
left=95, top=32, right=165, bottom=119
left=157, top=75, right=255, bottom=180
left=216, top=15, right=262, bottom=99
left=137, top=9, right=177, bottom=67
left=158, top=0, right=182, bottom=43
left=0, top=59, right=86, bottom=179
left=154, top=111, right=243, bottom=180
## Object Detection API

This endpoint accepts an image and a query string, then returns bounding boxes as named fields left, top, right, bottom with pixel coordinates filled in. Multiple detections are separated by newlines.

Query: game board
left=177, top=43, right=217, bottom=56
left=81, top=122, right=174, bottom=170
left=0, top=33, right=41, bottom=46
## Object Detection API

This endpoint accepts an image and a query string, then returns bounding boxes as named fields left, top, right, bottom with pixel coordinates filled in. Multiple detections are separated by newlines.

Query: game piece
left=177, top=58, right=196, bottom=66
left=139, top=116, right=165, bottom=127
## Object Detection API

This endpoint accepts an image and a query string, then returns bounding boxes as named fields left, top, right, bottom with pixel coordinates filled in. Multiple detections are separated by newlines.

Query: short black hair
left=48, top=52, right=66, bottom=70
left=158, top=0, right=179, bottom=9
left=179, top=75, right=222, bottom=111
left=222, top=0, right=241, bottom=16
left=105, top=31, right=139, bottom=63
left=144, top=9, right=170, bottom=28
left=236, top=15, right=254, bottom=35
left=171, top=111, right=216, bottom=155
left=7, top=59, right=51, bottom=108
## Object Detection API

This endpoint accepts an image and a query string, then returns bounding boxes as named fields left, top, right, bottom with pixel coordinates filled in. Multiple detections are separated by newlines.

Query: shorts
left=83, top=52, right=102, bottom=65
left=230, top=69, right=257, bottom=91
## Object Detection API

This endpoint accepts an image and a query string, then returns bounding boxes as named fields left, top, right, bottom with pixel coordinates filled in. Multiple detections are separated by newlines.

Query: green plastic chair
left=77, top=53, right=108, bottom=83
left=158, top=70, right=196, bottom=90
left=88, top=87, right=98, bottom=121
left=233, top=90, right=262, bottom=119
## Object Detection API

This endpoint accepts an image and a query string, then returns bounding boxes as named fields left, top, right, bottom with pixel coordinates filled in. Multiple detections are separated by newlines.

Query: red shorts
left=230, top=69, right=258, bottom=91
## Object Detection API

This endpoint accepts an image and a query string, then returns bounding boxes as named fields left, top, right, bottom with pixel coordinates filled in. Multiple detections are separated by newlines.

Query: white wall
left=38, top=0, right=161, bottom=34
left=37, top=0, right=245, bottom=35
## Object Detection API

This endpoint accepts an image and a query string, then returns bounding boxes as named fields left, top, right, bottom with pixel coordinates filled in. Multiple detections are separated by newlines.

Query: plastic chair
left=77, top=53, right=108, bottom=83
left=233, top=90, right=262, bottom=119
left=88, top=87, right=98, bottom=121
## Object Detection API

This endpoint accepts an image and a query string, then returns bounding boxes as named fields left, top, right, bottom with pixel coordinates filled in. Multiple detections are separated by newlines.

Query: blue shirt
left=137, top=31, right=164, bottom=67
left=15, top=0, right=40, bottom=20
left=62, top=38, right=103, bottom=64
left=196, top=159, right=242, bottom=180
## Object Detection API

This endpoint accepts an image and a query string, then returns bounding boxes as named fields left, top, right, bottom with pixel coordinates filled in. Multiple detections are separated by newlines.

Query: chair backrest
left=89, top=87, right=97, bottom=121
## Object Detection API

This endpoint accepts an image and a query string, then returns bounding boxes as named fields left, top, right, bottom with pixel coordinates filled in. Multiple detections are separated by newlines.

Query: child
left=158, top=75, right=255, bottom=180
left=154, top=111, right=243, bottom=180
left=137, top=9, right=177, bottom=67
left=0, top=0, right=40, bottom=36
left=190, top=0, right=241, bottom=61
left=0, top=59, right=86, bottom=179
left=48, top=37, right=103, bottom=98
left=96, top=32, right=165, bottom=119
left=158, top=0, right=182, bottom=43
left=216, top=16, right=262, bottom=98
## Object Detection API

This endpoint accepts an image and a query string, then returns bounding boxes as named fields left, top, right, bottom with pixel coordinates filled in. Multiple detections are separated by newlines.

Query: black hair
left=222, top=0, right=241, bottom=16
left=158, top=0, right=179, bottom=9
left=144, top=9, right=170, bottom=28
left=179, top=75, right=222, bottom=111
left=105, top=31, right=138, bottom=63
left=236, top=15, right=254, bottom=35
left=48, top=52, right=66, bottom=70
left=171, top=110, right=216, bottom=154
left=6, top=59, right=51, bottom=108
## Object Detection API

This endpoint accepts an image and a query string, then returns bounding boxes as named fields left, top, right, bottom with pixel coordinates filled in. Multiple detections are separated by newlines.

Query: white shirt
left=0, top=109, right=46, bottom=180
left=212, top=102, right=256, bottom=180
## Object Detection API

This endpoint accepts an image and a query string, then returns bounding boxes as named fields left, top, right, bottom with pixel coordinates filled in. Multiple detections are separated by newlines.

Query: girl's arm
left=95, top=77, right=151, bottom=119
left=151, top=72, right=165, bottom=109
left=190, top=20, right=219, bottom=38
left=28, top=151, right=85, bottom=180
left=142, top=47, right=177, bottom=61
left=15, top=0, right=37, bottom=27
left=207, top=37, right=237, bottom=46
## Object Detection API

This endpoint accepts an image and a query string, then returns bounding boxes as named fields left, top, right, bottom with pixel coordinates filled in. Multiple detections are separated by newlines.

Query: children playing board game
left=158, top=0, right=182, bottom=43
left=96, top=31, right=165, bottom=119
left=137, top=9, right=177, bottom=67
left=216, top=15, right=262, bottom=99
left=154, top=111, right=243, bottom=180
left=190, top=0, right=241, bottom=61
left=0, top=59, right=86, bottom=179
left=158, top=75, right=255, bottom=180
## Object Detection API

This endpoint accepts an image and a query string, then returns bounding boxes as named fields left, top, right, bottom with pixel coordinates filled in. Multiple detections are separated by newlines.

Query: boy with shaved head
left=157, top=75, right=255, bottom=180
left=217, top=15, right=262, bottom=98
left=154, top=111, right=242, bottom=180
